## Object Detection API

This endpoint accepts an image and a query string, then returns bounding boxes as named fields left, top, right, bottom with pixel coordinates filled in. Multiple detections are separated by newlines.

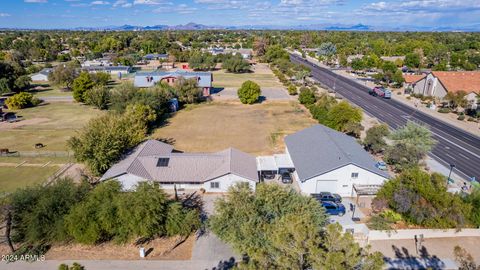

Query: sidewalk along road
left=291, top=54, right=480, bottom=182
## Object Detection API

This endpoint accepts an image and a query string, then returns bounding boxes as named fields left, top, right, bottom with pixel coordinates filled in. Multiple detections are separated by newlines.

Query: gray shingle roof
left=134, top=70, right=212, bottom=88
left=101, top=140, right=258, bottom=183
left=285, top=125, right=390, bottom=182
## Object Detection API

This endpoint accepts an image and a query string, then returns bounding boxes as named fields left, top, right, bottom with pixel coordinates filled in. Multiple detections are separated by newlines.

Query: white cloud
left=24, top=0, right=48, bottom=3
left=91, top=1, right=110, bottom=5
left=0, top=13, right=11, bottom=17
left=133, top=0, right=165, bottom=4
left=113, top=0, right=132, bottom=7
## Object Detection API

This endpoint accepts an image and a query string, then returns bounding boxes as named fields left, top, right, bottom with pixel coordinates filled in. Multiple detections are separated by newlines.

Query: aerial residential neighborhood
left=1, top=1, right=480, bottom=270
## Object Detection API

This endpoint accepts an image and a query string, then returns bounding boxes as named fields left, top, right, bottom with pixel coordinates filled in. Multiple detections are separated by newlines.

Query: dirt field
left=152, top=101, right=316, bottom=155
left=212, top=63, right=283, bottom=88
left=47, top=236, right=193, bottom=260
left=0, top=103, right=103, bottom=152
left=0, top=235, right=194, bottom=260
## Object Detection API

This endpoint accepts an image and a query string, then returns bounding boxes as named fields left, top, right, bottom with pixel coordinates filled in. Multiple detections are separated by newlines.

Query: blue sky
left=0, top=0, right=479, bottom=29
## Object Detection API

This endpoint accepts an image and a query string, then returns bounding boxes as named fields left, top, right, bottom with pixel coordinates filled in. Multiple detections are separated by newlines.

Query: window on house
left=210, top=182, right=220, bottom=189
left=351, top=172, right=359, bottom=179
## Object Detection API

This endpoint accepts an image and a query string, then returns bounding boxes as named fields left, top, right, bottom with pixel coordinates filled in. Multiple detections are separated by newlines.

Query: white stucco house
left=101, top=140, right=258, bottom=192
left=284, top=125, right=390, bottom=197
left=409, top=71, right=480, bottom=109
left=30, top=68, right=52, bottom=82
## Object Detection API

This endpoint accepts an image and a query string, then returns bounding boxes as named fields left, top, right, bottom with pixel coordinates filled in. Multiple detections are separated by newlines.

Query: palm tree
left=295, top=69, right=311, bottom=86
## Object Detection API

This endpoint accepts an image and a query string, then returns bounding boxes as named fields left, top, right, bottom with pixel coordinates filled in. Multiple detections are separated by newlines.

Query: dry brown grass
left=43, top=236, right=194, bottom=260
left=152, top=101, right=316, bottom=155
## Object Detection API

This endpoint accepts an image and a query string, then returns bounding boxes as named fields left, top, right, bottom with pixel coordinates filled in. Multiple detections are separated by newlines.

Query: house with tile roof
left=410, top=71, right=480, bottom=109
left=101, top=140, right=258, bottom=192
left=284, top=125, right=390, bottom=197
left=134, top=70, right=213, bottom=96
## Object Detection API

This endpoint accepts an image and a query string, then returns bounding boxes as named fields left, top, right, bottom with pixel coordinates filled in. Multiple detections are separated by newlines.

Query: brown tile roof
left=403, top=74, right=425, bottom=84
left=432, top=71, right=480, bottom=94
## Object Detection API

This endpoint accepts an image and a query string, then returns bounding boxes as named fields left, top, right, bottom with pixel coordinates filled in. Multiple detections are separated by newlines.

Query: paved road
left=290, top=54, right=480, bottom=181
left=40, top=96, right=74, bottom=102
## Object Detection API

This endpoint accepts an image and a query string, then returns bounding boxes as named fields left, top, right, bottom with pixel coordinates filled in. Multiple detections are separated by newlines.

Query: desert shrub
left=65, top=181, right=200, bottom=244
left=5, top=92, right=40, bottom=109
left=287, top=84, right=297, bottom=95
left=298, top=87, right=316, bottom=105
left=237, top=80, right=261, bottom=104
left=457, top=114, right=465, bottom=121
left=84, top=85, right=110, bottom=110
left=376, top=168, right=472, bottom=228
left=9, top=178, right=89, bottom=245
left=438, top=107, right=451, bottom=113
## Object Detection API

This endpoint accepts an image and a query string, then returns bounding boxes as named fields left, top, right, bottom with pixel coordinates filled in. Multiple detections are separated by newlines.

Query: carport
left=256, top=154, right=295, bottom=181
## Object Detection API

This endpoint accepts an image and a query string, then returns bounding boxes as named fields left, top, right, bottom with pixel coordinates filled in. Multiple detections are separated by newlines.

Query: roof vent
left=156, top=158, right=170, bottom=167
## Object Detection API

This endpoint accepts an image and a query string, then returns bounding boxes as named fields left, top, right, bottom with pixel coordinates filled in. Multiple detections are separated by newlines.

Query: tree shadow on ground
left=384, top=245, right=445, bottom=270
left=211, top=257, right=236, bottom=270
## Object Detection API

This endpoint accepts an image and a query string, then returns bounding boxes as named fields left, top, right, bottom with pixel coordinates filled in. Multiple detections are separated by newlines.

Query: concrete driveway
left=211, top=87, right=293, bottom=101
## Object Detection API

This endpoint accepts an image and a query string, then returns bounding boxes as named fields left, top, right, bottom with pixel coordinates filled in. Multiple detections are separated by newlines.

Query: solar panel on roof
left=156, top=158, right=170, bottom=167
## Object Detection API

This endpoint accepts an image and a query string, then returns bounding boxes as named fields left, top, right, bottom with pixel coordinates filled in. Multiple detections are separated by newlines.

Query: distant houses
left=406, top=71, right=480, bottom=109
left=205, top=48, right=253, bottom=59
left=134, top=70, right=213, bottom=96
left=30, top=68, right=52, bottom=82
left=82, top=65, right=132, bottom=75
left=143, top=54, right=169, bottom=61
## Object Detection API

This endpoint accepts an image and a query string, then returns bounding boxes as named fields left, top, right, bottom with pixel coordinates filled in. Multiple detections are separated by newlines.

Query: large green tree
left=72, top=72, right=96, bottom=103
left=210, top=183, right=383, bottom=269
left=173, top=77, right=202, bottom=104
left=68, top=104, right=155, bottom=175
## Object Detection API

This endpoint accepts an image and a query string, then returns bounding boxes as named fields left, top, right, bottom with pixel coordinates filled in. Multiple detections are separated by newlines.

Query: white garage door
left=315, top=180, right=338, bottom=193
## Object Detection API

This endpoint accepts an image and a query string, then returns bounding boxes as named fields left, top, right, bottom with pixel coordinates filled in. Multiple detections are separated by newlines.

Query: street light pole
left=447, top=164, right=455, bottom=186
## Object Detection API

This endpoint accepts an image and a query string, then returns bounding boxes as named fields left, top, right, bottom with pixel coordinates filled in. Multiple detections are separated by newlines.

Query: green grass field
left=0, top=103, right=103, bottom=152
left=212, top=63, right=283, bottom=88
left=0, top=166, right=59, bottom=193
left=30, top=83, right=74, bottom=97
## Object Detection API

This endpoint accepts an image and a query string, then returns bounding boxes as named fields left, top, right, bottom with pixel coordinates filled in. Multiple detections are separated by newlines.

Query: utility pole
left=447, top=164, right=455, bottom=186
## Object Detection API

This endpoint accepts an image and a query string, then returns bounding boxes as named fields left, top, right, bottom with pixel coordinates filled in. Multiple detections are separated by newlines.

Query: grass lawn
left=212, top=63, right=283, bottom=88
left=0, top=166, right=59, bottom=193
left=30, top=83, right=73, bottom=97
left=0, top=103, right=103, bottom=152
left=152, top=101, right=316, bottom=155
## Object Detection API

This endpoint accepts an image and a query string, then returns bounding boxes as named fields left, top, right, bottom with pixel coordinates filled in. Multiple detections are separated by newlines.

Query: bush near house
left=2, top=179, right=200, bottom=256
left=237, top=80, right=261, bottom=104
left=373, top=168, right=472, bottom=229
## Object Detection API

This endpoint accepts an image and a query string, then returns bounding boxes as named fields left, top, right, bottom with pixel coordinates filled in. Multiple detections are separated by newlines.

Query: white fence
left=367, top=228, right=480, bottom=241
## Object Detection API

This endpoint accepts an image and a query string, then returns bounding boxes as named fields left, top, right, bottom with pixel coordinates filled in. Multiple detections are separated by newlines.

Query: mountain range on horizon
left=2, top=22, right=479, bottom=32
